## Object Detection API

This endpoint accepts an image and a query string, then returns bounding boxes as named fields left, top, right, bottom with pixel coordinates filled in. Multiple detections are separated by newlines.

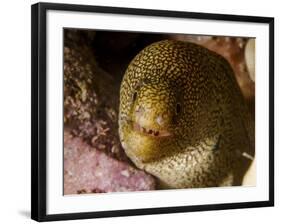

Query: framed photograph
left=31, top=2, right=274, bottom=222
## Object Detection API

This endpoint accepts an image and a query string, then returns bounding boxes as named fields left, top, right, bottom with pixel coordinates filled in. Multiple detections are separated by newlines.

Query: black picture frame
left=31, top=2, right=274, bottom=222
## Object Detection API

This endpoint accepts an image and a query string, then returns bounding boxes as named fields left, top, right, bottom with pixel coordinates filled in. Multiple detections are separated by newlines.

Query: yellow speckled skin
left=119, top=40, right=254, bottom=189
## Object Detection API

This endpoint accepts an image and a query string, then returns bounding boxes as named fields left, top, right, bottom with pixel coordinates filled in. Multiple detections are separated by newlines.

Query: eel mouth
left=133, top=122, right=172, bottom=138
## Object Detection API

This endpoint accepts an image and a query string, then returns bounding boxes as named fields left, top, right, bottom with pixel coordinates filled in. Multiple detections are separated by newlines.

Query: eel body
left=118, top=40, right=254, bottom=189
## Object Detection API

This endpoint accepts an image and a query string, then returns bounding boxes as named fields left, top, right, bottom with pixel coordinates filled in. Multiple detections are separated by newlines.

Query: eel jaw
left=133, top=122, right=172, bottom=138
left=119, top=119, right=175, bottom=164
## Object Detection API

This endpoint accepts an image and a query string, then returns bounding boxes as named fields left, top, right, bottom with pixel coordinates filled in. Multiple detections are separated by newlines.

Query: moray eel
left=118, top=40, right=254, bottom=189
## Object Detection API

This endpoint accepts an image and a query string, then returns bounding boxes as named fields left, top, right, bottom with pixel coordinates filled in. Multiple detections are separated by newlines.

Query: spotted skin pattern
left=119, top=40, right=254, bottom=189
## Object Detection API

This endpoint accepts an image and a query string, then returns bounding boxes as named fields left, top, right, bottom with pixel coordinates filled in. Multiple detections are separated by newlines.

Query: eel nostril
left=135, top=105, right=144, bottom=115
left=156, top=115, right=164, bottom=125
left=154, top=131, right=159, bottom=136
left=148, top=130, right=153, bottom=134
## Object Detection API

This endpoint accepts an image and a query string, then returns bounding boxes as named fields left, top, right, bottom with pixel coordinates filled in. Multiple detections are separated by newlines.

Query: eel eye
left=176, top=103, right=181, bottom=114
left=132, top=91, right=137, bottom=102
